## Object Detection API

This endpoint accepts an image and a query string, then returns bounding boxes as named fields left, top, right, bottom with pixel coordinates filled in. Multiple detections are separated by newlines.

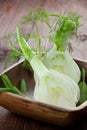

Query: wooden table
left=0, top=0, right=87, bottom=129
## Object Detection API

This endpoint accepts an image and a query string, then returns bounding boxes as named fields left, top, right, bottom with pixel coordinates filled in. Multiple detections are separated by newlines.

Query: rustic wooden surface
left=0, top=0, right=87, bottom=129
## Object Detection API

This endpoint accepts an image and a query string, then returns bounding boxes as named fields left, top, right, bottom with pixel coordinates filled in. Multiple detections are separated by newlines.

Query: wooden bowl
left=0, top=59, right=87, bottom=126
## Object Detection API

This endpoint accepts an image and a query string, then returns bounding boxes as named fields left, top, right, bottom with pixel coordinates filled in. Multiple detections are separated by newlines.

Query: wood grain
left=0, top=0, right=87, bottom=129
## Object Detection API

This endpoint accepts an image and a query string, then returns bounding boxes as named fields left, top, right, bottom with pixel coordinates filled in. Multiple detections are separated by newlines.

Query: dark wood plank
left=0, top=0, right=44, bottom=37
left=0, top=0, right=87, bottom=130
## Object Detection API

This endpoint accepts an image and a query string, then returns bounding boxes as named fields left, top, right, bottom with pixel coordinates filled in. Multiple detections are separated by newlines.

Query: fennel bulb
left=17, top=29, right=80, bottom=109
left=31, top=56, right=80, bottom=109
left=41, top=48, right=81, bottom=83
left=42, top=13, right=81, bottom=83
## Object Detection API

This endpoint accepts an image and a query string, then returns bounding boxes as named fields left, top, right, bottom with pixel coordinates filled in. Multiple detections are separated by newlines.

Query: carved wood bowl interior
left=0, top=58, right=87, bottom=126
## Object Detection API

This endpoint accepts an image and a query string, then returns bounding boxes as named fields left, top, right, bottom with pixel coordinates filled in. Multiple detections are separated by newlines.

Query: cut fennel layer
left=41, top=48, right=81, bottom=83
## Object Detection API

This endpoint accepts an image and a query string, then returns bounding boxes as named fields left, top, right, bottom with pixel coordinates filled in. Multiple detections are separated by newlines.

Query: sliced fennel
left=41, top=47, right=81, bottom=83
left=32, top=56, right=80, bottom=109
left=17, top=28, right=80, bottom=109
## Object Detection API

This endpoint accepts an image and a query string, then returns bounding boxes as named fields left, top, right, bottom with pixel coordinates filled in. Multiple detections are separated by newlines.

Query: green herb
left=77, top=69, right=87, bottom=105
left=0, top=74, right=25, bottom=95
left=1, top=74, right=13, bottom=88
left=49, top=14, right=81, bottom=51
left=20, top=79, right=27, bottom=94
left=20, top=8, right=51, bottom=28
left=0, top=74, right=33, bottom=100
left=4, top=34, right=22, bottom=69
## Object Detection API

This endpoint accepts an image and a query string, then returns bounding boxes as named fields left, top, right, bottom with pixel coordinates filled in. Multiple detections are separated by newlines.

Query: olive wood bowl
left=0, top=58, right=87, bottom=126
